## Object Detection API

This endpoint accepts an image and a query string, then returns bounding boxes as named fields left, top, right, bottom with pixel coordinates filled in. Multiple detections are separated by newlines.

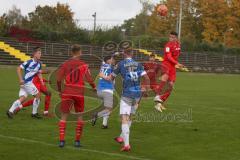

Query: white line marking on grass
left=0, top=134, right=153, bottom=160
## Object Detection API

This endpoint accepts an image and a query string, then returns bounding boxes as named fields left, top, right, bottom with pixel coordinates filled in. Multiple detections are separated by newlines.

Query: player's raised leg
left=14, top=98, right=34, bottom=114
left=7, top=95, right=26, bottom=118
left=92, top=56, right=115, bottom=128
left=40, top=85, right=52, bottom=116
left=160, top=81, right=174, bottom=102
left=93, top=90, right=113, bottom=128
left=154, top=73, right=169, bottom=112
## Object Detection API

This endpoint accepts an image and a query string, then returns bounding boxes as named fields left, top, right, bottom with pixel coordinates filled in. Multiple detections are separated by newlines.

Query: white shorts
left=19, top=82, right=39, bottom=97
left=97, top=89, right=113, bottom=108
left=120, top=97, right=140, bottom=115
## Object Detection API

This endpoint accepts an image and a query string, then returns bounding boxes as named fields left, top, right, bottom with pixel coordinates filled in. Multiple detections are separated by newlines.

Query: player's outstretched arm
left=99, top=72, right=111, bottom=81
left=166, top=52, right=184, bottom=69
left=108, top=74, right=116, bottom=81
left=85, top=68, right=96, bottom=90
left=17, top=66, right=24, bottom=86
left=166, top=52, right=178, bottom=65
left=175, top=63, right=184, bottom=69
left=56, top=66, right=65, bottom=93
left=39, top=69, right=50, bottom=74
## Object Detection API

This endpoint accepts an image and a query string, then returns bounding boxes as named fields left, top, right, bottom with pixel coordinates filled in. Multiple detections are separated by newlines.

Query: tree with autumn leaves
left=0, top=1, right=239, bottom=50
left=146, top=0, right=240, bottom=47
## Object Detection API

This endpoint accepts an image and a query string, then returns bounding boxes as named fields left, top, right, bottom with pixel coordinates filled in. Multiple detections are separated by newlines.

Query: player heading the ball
left=154, top=31, right=184, bottom=112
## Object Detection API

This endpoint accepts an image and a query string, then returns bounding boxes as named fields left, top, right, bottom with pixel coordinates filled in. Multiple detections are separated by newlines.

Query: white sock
left=9, top=100, right=21, bottom=113
left=43, top=111, right=48, bottom=115
left=121, top=123, right=130, bottom=146
left=97, top=109, right=110, bottom=118
left=32, top=98, right=40, bottom=114
left=102, top=115, right=109, bottom=126
left=128, top=120, right=132, bottom=128
left=120, top=120, right=132, bottom=137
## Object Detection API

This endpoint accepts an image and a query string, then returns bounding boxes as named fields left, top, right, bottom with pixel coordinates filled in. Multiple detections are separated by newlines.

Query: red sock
left=14, top=106, right=22, bottom=113
left=75, top=120, right=84, bottom=141
left=160, top=85, right=173, bottom=102
left=44, top=95, right=51, bottom=112
left=22, top=99, right=34, bottom=108
left=59, top=120, right=66, bottom=141
left=156, top=81, right=167, bottom=95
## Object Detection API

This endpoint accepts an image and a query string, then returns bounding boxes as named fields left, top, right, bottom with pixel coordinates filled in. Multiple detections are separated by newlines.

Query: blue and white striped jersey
left=112, top=58, right=146, bottom=99
left=97, top=63, right=114, bottom=91
left=20, top=59, right=42, bottom=83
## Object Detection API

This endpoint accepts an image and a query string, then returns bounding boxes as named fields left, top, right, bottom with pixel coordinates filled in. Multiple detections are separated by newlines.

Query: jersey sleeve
left=56, top=63, right=66, bottom=92
left=165, top=45, right=178, bottom=65
left=99, top=64, right=105, bottom=73
left=138, top=63, right=147, bottom=77
left=84, top=64, right=96, bottom=89
left=57, top=63, right=66, bottom=80
left=20, top=60, right=30, bottom=69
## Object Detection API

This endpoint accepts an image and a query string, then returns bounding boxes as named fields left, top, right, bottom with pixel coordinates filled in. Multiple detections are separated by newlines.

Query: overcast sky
left=0, top=0, right=160, bottom=29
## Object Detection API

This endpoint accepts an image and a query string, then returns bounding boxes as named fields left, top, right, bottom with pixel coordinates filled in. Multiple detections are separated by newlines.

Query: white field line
left=0, top=134, right=153, bottom=160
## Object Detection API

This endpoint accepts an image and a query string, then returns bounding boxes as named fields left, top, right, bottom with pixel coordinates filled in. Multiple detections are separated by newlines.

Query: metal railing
left=0, top=37, right=240, bottom=73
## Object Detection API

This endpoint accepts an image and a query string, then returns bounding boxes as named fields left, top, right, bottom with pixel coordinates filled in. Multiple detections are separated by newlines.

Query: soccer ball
left=156, top=4, right=168, bottom=17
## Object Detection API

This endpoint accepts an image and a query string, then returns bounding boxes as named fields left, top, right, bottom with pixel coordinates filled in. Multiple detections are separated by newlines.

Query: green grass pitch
left=0, top=67, right=240, bottom=160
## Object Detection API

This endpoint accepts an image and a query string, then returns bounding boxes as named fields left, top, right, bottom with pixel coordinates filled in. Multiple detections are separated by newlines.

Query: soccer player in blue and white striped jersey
left=112, top=49, right=150, bottom=152
left=7, top=47, right=43, bottom=119
left=91, top=56, right=115, bottom=128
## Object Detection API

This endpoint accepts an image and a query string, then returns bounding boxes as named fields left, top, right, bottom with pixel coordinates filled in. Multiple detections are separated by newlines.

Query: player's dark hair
left=33, top=46, right=41, bottom=53
left=104, top=56, right=112, bottom=63
left=71, top=44, right=81, bottom=53
left=124, top=48, right=133, bottom=55
left=170, top=31, right=178, bottom=37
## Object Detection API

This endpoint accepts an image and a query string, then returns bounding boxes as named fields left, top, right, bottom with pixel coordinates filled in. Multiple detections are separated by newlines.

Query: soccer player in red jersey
left=14, top=70, right=52, bottom=116
left=154, top=31, right=184, bottom=112
left=56, top=44, right=96, bottom=148
left=143, top=54, right=161, bottom=94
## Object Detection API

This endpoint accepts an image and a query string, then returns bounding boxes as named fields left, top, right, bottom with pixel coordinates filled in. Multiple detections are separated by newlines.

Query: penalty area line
left=0, top=134, right=152, bottom=160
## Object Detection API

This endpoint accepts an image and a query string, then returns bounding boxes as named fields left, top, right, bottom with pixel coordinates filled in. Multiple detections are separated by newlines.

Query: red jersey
left=32, top=75, right=47, bottom=85
left=143, top=61, right=161, bottom=82
left=163, top=41, right=181, bottom=67
left=57, top=58, right=96, bottom=96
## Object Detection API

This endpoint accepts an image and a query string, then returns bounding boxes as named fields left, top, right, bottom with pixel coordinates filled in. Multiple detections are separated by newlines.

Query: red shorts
left=60, top=95, right=84, bottom=113
left=161, top=63, right=176, bottom=82
left=34, top=83, right=48, bottom=93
